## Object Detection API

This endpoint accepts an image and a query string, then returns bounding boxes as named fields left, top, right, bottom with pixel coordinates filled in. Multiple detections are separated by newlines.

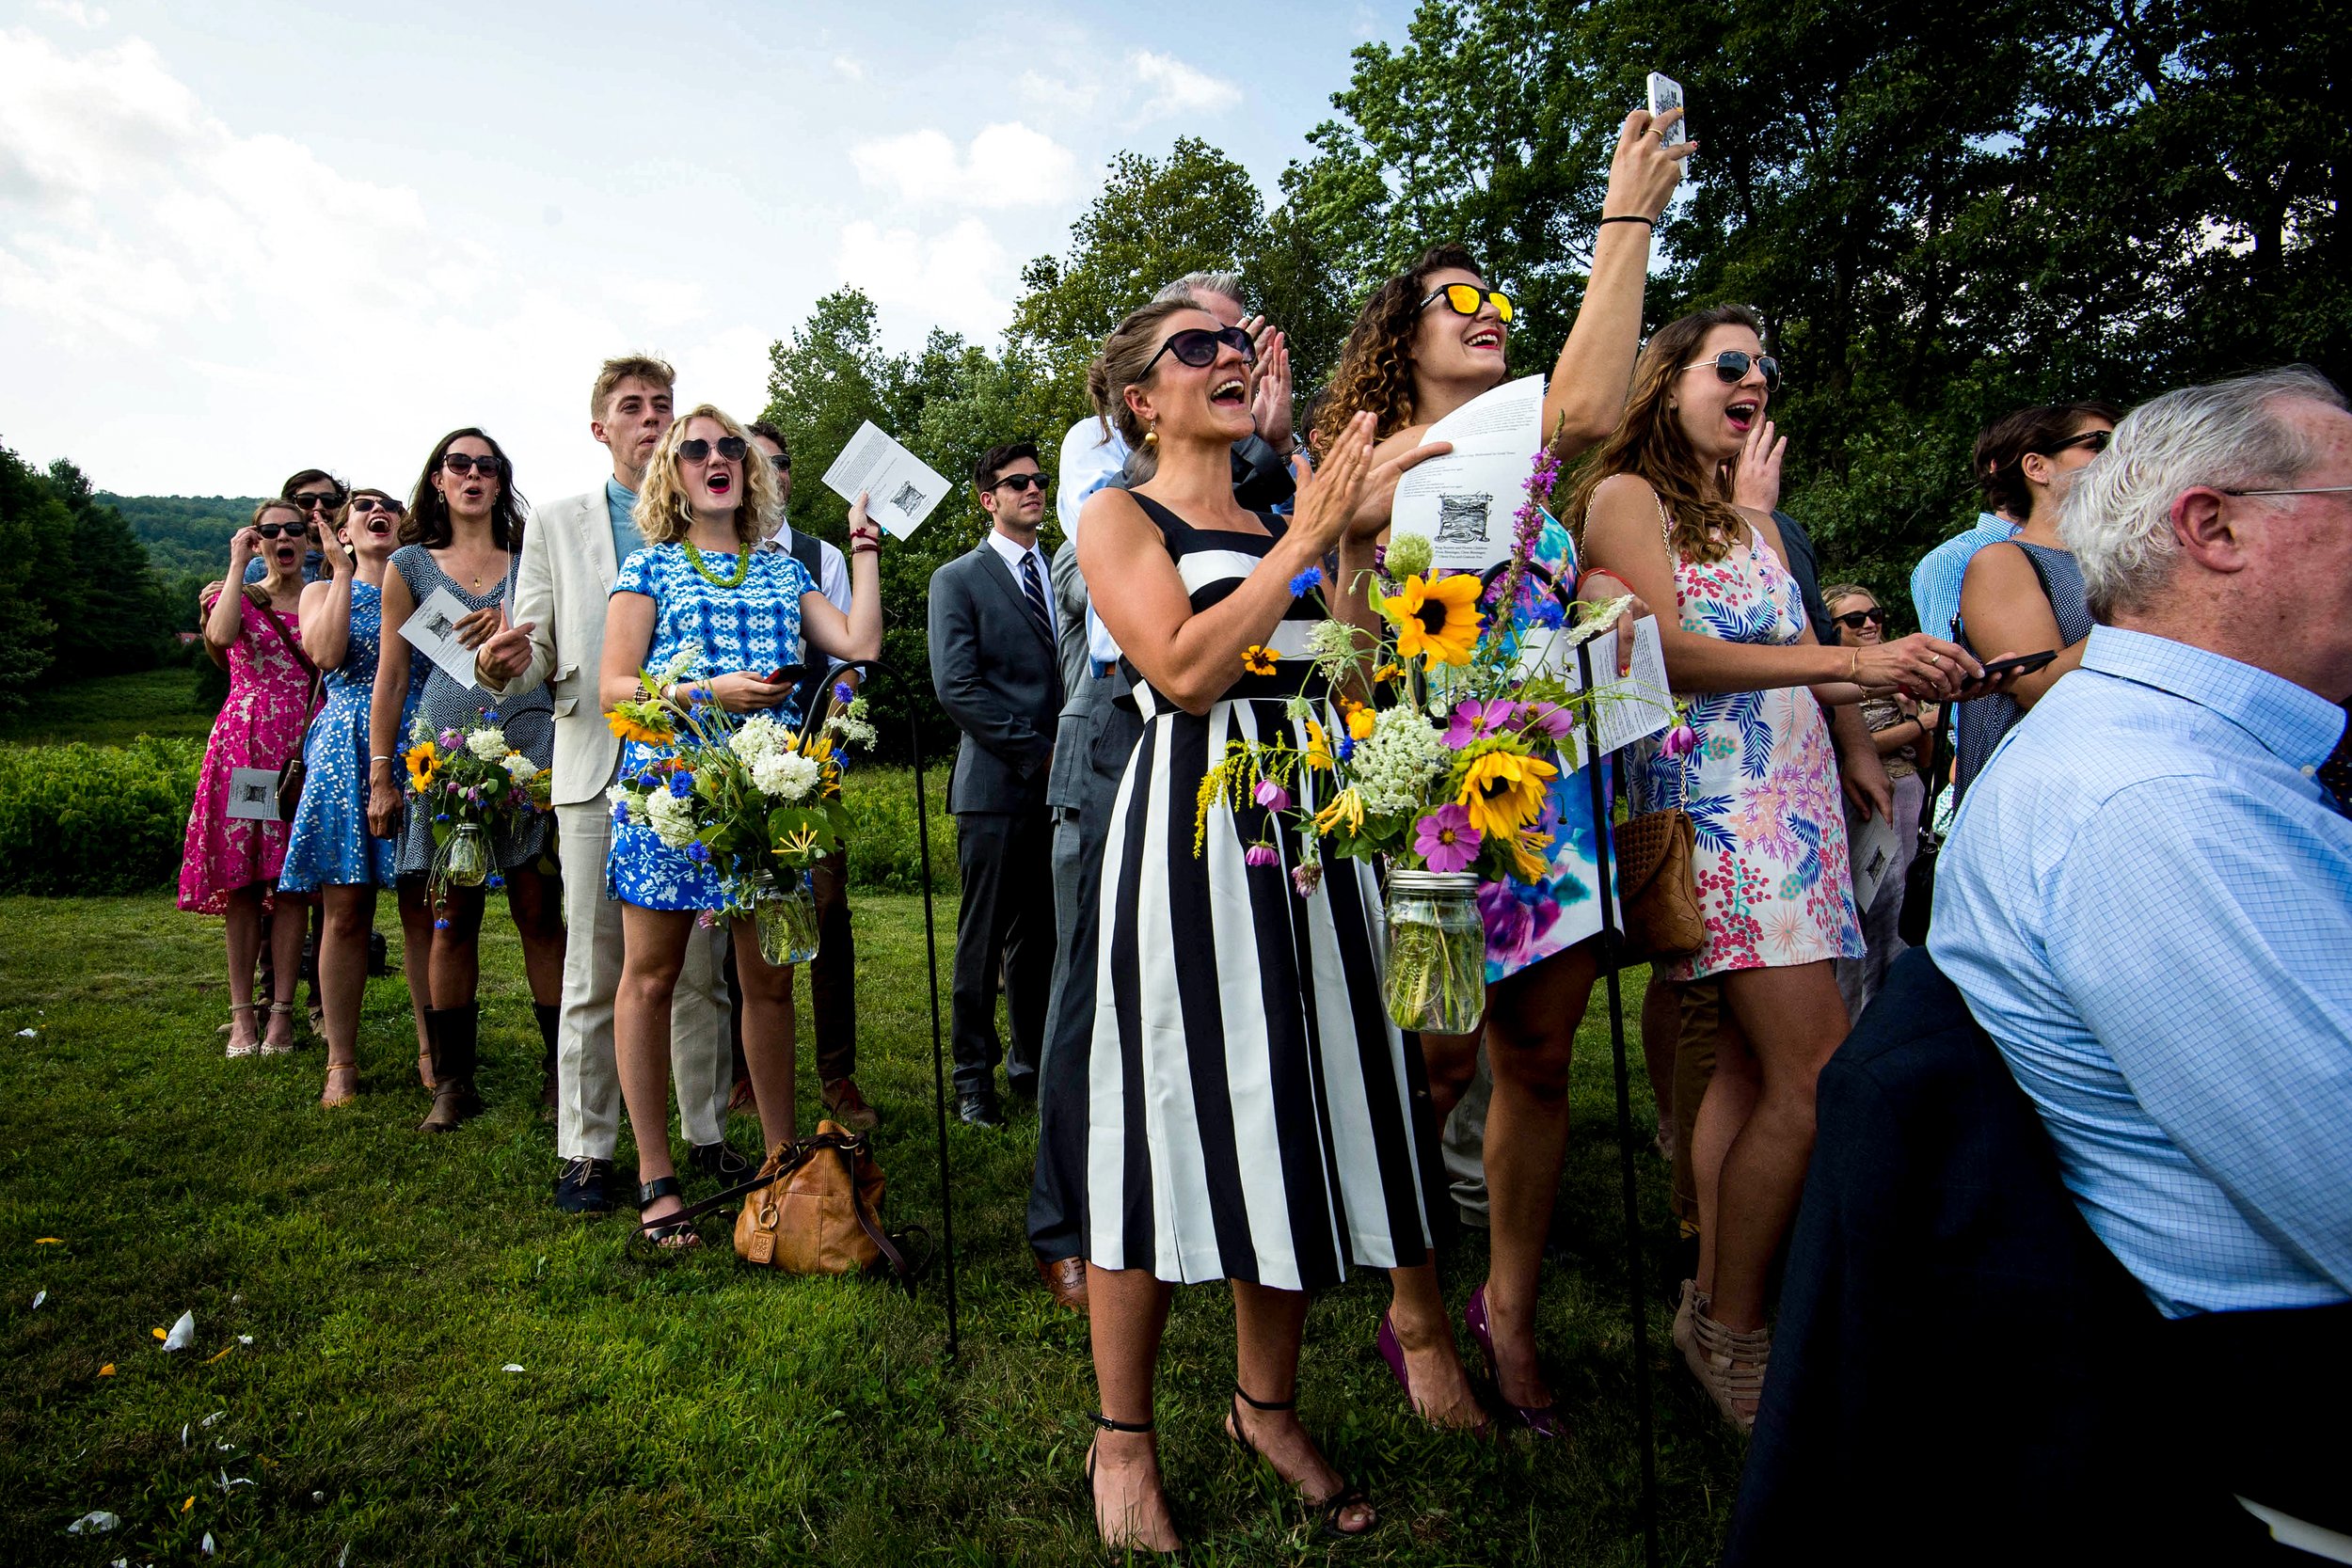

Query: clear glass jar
left=435, top=822, right=491, bottom=890
left=752, top=868, right=821, bottom=966
left=1383, top=868, right=1486, bottom=1034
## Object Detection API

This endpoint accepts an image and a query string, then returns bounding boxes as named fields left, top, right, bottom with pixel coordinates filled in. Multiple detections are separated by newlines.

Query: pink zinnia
left=1412, top=802, right=1483, bottom=874
left=1245, top=843, right=1280, bottom=867
left=1254, top=778, right=1292, bottom=813
left=1445, top=698, right=1521, bottom=749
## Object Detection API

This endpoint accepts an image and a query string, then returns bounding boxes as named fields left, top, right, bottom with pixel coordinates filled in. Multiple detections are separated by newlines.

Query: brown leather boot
left=417, top=1004, right=480, bottom=1133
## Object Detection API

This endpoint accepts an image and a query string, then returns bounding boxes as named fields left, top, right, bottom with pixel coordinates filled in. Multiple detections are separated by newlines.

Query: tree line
left=0, top=446, right=185, bottom=715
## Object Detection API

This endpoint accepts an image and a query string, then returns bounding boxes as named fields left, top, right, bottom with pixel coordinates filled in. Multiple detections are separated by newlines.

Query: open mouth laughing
left=1465, top=325, right=1503, bottom=353
left=705, top=468, right=734, bottom=498
left=1726, top=398, right=1760, bottom=435
left=1209, top=375, right=1248, bottom=410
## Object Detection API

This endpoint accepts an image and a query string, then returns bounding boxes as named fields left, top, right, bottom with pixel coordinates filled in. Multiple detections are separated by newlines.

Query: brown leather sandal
left=320, top=1063, right=359, bottom=1109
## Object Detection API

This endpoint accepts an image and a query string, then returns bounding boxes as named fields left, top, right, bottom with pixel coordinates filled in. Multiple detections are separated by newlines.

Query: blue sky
left=0, top=0, right=1411, bottom=498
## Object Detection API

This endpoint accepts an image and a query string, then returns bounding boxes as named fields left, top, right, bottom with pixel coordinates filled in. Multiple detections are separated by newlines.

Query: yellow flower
left=404, top=741, right=438, bottom=790
left=1301, top=718, right=1333, bottom=772
left=1346, top=705, right=1376, bottom=740
left=798, top=731, right=835, bottom=761
left=1312, top=787, right=1366, bottom=836
left=1242, top=644, right=1279, bottom=677
left=1385, top=572, right=1484, bottom=666
left=1457, top=749, right=1558, bottom=839
left=606, top=706, right=672, bottom=747
left=778, top=825, right=821, bottom=859
left=1507, top=825, right=1555, bottom=882
left=1374, top=662, right=1403, bottom=685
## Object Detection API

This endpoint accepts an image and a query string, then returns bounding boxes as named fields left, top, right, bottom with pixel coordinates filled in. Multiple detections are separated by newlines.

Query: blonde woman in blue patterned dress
left=597, top=405, right=882, bottom=1248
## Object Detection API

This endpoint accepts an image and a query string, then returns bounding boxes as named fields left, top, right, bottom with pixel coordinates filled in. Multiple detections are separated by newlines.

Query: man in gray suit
left=927, top=441, right=1063, bottom=1129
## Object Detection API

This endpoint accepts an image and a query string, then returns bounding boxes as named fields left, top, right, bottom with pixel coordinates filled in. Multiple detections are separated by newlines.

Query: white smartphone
left=1646, top=71, right=1687, bottom=146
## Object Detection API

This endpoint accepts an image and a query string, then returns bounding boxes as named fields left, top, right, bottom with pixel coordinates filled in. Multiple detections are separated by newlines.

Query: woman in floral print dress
left=1577, top=305, right=1982, bottom=1431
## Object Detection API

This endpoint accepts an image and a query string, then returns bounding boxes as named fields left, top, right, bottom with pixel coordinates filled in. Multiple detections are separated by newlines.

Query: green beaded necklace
left=680, top=537, right=752, bottom=590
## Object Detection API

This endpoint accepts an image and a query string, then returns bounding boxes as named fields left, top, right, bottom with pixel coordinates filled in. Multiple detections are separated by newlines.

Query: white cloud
left=1126, top=50, right=1241, bottom=121
left=33, top=1, right=109, bottom=28
left=835, top=217, right=1011, bottom=341
left=831, top=54, right=865, bottom=83
left=850, top=120, right=1079, bottom=209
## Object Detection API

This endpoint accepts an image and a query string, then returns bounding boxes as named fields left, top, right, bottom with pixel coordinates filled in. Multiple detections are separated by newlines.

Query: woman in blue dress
left=1303, top=109, right=1691, bottom=1440
left=281, top=489, right=430, bottom=1106
left=597, top=404, right=882, bottom=1246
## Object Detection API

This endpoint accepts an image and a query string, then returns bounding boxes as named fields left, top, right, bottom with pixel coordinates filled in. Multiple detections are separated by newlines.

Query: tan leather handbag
left=1614, top=807, right=1705, bottom=961
left=730, top=1123, right=917, bottom=1281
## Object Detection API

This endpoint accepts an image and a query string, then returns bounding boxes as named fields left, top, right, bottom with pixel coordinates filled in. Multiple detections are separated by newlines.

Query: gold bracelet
left=1849, top=647, right=1859, bottom=682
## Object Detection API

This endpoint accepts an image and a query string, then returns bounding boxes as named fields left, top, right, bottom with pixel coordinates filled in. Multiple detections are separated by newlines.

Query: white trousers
left=554, top=797, right=733, bottom=1160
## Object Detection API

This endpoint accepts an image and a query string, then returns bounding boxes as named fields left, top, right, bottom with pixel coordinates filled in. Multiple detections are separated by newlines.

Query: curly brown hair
left=1312, top=243, right=1487, bottom=455
left=1566, top=305, right=1766, bottom=567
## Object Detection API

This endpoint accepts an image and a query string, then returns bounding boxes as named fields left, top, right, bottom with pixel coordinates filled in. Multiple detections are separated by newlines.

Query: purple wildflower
left=687, top=842, right=712, bottom=864
left=1244, top=844, right=1280, bottom=868
left=1661, top=722, right=1699, bottom=761
left=611, top=802, right=629, bottom=826
left=434, top=917, right=450, bottom=930
left=437, top=729, right=462, bottom=751
left=486, top=874, right=505, bottom=891
left=1445, top=698, right=1522, bottom=749
left=1254, top=778, right=1292, bottom=813
left=1336, top=735, right=1357, bottom=763
left=834, top=680, right=855, bottom=704
left=1290, top=862, right=1324, bottom=899
left=667, top=771, right=694, bottom=797
left=1520, top=701, right=1577, bottom=739
left=1412, top=803, right=1483, bottom=874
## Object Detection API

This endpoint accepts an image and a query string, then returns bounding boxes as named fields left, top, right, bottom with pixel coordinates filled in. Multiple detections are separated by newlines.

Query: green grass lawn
left=0, top=668, right=215, bottom=747
left=0, top=893, right=1743, bottom=1565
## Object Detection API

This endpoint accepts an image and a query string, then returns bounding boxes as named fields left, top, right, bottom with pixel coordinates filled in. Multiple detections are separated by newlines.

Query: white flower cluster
left=465, top=726, right=509, bottom=761
left=751, top=750, right=820, bottom=801
left=501, top=752, right=539, bottom=784
left=727, top=714, right=790, bottom=767
left=825, top=708, right=877, bottom=749
left=645, top=787, right=699, bottom=849
left=659, top=648, right=700, bottom=683
left=1350, top=705, right=1448, bottom=816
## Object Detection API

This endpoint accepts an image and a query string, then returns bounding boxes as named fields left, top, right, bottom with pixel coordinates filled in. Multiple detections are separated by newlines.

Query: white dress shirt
left=1057, top=415, right=1128, bottom=667
left=983, top=526, right=1056, bottom=639
left=758, top=523, right=852, bottom=615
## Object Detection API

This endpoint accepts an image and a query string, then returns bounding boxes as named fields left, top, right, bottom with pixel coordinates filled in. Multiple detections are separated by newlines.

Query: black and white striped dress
left=1086, top=494, right=1434, bottom=1291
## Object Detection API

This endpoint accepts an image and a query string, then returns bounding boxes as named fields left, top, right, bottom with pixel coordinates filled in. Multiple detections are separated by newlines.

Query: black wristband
left=1598, top=214, right=1654, bottom=228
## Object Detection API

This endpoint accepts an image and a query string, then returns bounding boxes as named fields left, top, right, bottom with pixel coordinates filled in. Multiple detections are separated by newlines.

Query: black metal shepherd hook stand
left=1575, top=636, right=1663, bottom=1568
left=814, top=657, right=960, bottom=1362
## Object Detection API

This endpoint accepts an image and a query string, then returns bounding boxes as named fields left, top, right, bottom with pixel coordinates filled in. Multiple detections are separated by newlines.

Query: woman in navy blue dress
left=597, top=405, right=882, bottom=1246
left=281, top=489, right=430, bottom=1105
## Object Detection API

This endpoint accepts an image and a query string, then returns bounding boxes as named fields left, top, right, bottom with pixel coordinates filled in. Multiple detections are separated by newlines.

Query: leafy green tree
left=0, top=446, right=64, bottom=714
left=95, top=493, right=263, bottom=577
left=43, top=461, right=173, bottom=677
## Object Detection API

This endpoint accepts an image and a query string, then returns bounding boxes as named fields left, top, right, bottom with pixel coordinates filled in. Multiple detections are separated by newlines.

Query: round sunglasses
left=1681, top=350, right=1781, bottom=393
left=678, top=436, right=748, bottom=465
left=1140, top=325, right=1257, bottom=377
left=1419, top=283, right=1515, bottom=324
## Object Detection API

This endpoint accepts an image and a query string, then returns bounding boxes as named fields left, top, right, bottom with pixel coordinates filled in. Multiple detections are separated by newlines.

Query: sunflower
left=1457, top=749, right=1558, bottom=839
left=1242, top=644, right=1279, bottom=677
left=404, top=741, right=439, bottom=791
left=1384, top=572, right=1484, bottom=667
left=1302, top=718, right=1334, bottom=772
left=606, top=705, right=672, bottom=747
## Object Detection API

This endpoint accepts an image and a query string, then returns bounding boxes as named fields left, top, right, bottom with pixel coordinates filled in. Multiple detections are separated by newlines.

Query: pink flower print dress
left=178, top=589, right=313, bottom=915
left=1629, top=523, right=1862, bottom=980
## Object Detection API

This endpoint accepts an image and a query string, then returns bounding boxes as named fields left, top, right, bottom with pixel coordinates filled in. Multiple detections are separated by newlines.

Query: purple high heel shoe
left=1465, top=1284, right=1566, bottom=1438
left=1377, top=1312, right=1493, bottom=1437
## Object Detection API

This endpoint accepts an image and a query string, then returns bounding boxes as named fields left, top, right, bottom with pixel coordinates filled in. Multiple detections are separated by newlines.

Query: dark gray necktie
left=1019, top=550, right=1052, bottom=641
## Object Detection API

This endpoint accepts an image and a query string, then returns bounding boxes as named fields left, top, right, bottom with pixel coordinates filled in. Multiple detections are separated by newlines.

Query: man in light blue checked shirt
left=1932, top=366, right=2352, bottom=1329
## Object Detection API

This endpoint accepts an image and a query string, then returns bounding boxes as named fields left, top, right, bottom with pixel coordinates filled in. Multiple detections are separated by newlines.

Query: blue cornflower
left=1287, top=565, right=1324, bottom=597
left=834, top=680, right=854, bottom=704
left=634, top=770, right=660, bottom=789
left=667, top=771, right=694, bottom=797
left=433, top=917, right=450, bottom=930
left=1336, top=735, right=1357, bottom=762
left=483, top=709, right=501, bottom=724
left=686, top=842, right=712, bottom=864
left=486, top=874, right=505, bottom=891
left=611, top=802, right=629, bottom=826
left=435, top=812, right=451, bottom=823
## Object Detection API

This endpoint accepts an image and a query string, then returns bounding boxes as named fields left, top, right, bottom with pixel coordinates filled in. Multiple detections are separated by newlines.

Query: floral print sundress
left=1629, top=517, right=1861, bottom=981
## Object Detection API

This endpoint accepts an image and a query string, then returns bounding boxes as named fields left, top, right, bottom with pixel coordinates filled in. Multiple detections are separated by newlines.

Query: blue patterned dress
left=605, top=543, right=818, bottom=911
left=280, top=579, right=419, bottom=892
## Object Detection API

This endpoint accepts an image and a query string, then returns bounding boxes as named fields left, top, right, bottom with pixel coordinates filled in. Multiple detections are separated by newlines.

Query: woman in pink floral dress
left=180, top=498, right=319, bottom=1056
left=1577, top=305, right=1981, bottom=1430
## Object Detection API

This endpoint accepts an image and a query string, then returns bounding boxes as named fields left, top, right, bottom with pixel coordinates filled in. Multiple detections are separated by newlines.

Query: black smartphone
left=1976, top=650, right=2058, bottom=679
left=762, top=665, right=803, bottom=687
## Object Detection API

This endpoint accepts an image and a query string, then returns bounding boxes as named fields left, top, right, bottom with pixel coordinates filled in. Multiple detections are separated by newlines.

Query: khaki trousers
left=554, top=796, right=733, bottom=1160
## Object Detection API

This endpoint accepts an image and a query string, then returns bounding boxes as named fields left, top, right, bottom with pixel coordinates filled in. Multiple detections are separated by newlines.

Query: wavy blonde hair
left=1566, top=305, right=1765, bottom=567
left=634, top=404, right=781, bottom=546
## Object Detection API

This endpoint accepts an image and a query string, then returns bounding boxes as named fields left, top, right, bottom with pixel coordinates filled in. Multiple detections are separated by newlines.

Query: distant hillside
left=100, top=493, right=267, bottom=577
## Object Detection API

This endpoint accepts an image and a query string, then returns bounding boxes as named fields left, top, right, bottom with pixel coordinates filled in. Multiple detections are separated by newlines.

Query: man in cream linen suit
left=474, top=356, right=739, bottom=1215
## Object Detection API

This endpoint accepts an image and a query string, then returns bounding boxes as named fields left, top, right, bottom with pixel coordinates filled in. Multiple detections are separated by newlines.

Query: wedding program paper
left=400, top=586, right=483, bottom=689
left=225, top=767, right=281, bottom=821
left=821, top=422, right=951, bottom=538
left=1511, top=614, right=1677, bottom=770
left=1391, top=374, right=1547, bottom=571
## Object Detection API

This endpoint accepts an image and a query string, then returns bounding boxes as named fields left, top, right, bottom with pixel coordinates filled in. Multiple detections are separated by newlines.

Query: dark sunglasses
left=767, top=453, right=790, bottom=473
left=1831, top=608, right=1888, bottom=631
left=1681, top=350, right=1780, bottom=393
left=292, top=489, right=342, bottom=512
left=2041, top=429, right=2111, bottom=457
left=1140, top=325, right=1257, bottom=377
left=348, top=497, right=403, bottom=516
left=1418, top=282, right=1515, bottom=323
left=678, top=436, right=749, bottom=465
left=254, top=520, right=311, bottom=539
left=992, top=472, right=1048, bottom=494
left=441, top=451, right=501, bottom=476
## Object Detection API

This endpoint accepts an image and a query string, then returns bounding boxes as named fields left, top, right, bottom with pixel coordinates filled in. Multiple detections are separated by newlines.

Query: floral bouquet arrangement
left=607, top=655, right=876, bottom=963
left=403, top=708, right=552, bottom=918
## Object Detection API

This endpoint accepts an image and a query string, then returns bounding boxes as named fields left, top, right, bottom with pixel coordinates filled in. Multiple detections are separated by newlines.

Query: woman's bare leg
left=502, top=864, right=565, bottom=1008
left=726, top=916, right=799, bottom=1151
left=613, top=905, right=692, bottom=1219
left=223, top=886, right=262, bottom=1052
left=317, top=884, right=375, bottom=1075
left=1381, top=1026, right=1484, bottom=1429
left=263, top=892, right=310, bottom=1048
left=1086, top=1265, right=1181, bottom=1553
left=396, top=879, right=434, bottom=1084
left=1231, top=1279, right=1374, bottom=1534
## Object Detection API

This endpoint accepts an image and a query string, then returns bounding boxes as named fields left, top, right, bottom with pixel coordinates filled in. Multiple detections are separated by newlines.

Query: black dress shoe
left=554, top=1156, right=614, bottom=1215
left=690, top=1140, right=755, bottom=1183
left=1005, top=1070, right=1040, bottom=1102
left=958, top=1092, right=1007, bottom=1130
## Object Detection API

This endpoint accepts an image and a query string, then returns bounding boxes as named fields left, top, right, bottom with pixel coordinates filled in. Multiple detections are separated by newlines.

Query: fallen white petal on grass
left=14, top=1027, right=35, bottom=1037
left=501, top=1363, right=525, bottom=1373
left=311, top=1491, right=326, bottom=1503
left=200, top=1410, right=225, bottom=1428
left=339, top=1544, right=351, bottom=1566
left=236, top=1336, right=252, bottom=1346
left=181, top=1423, right=189, bottom=1448
left=32, top=1290, right=44, bottom=1308
left=160, top=1311, right=196, bottom=1353
left=201, top=1531, right=215, bottom=1555
left=66, top=1510, right=119, bottom=1534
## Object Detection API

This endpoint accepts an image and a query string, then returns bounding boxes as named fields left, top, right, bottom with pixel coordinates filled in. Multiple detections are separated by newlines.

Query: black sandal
left=1086, top=1411, right=1182, bottom=1558
left=1225, top=1386, right=1375, bottom=1539
left=634, top=1176, right=700, bottom=1251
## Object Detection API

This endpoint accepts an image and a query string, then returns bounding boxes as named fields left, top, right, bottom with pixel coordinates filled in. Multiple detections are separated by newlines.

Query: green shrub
left=839, top=765, right=959, bottom=894
left=0, top=738, right=201, bottom=895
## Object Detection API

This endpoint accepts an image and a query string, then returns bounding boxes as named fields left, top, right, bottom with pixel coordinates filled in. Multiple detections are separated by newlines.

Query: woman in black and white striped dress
left=1073, top=296, right=1429, bottom=1554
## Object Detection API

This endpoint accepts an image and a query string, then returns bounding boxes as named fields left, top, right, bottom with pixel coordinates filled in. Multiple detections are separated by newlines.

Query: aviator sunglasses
left=678, top=436, right=749, bottom=465
left=1419, top=283, right=1515, bottom=323
left=1139, top=325, right=1258, bottom=377
left=1682, top=350, right=1781, bottom=393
